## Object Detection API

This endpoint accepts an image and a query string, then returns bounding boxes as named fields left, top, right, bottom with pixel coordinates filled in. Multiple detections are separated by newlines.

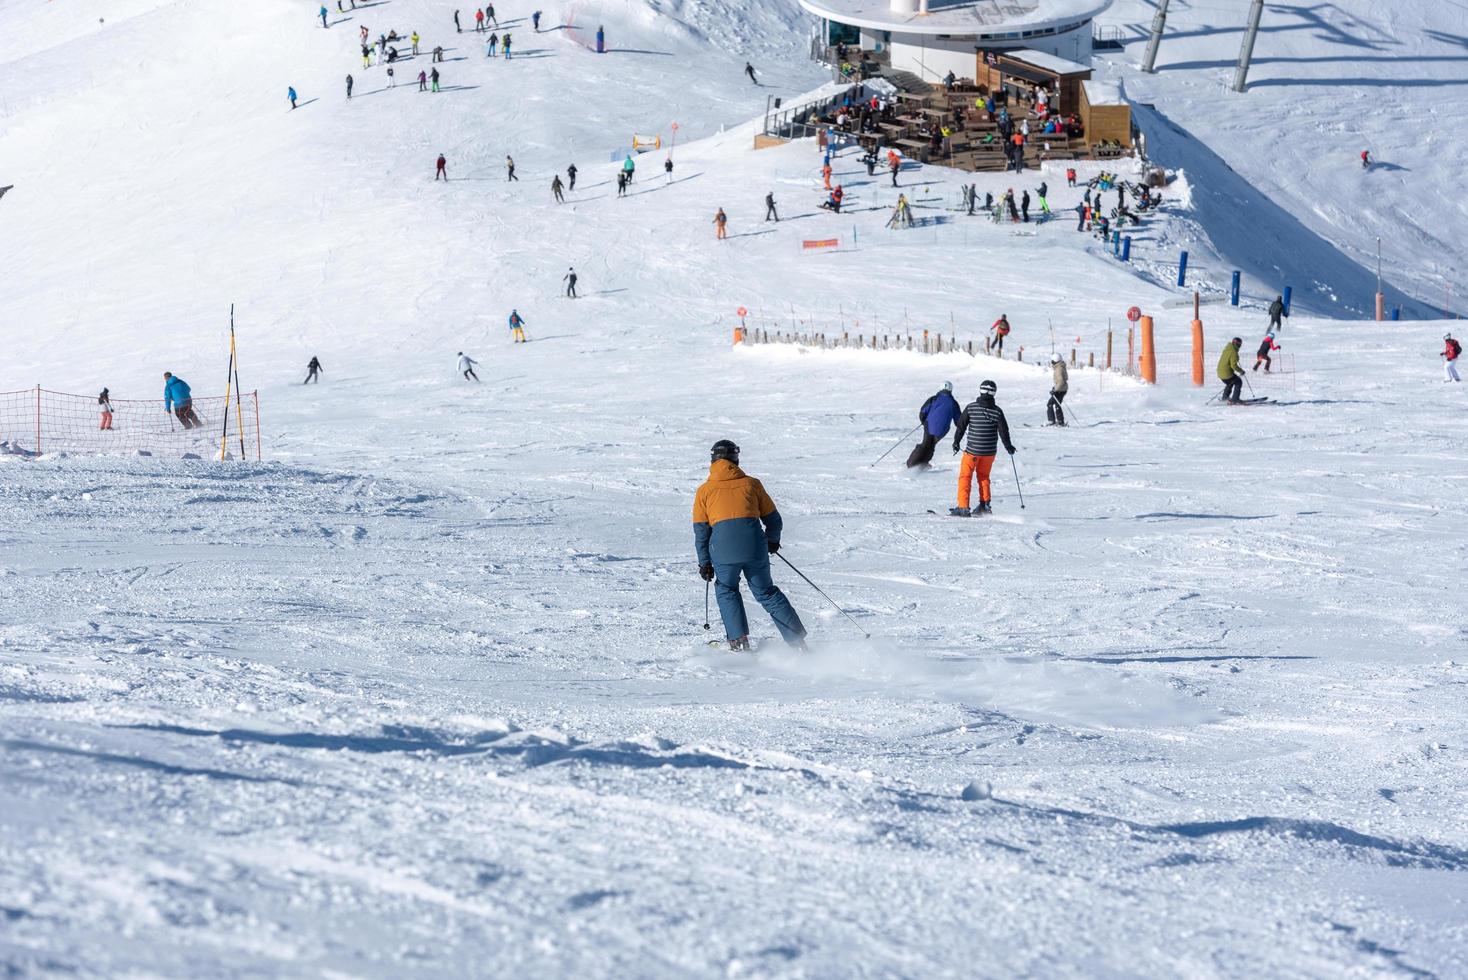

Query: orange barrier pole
left=1190, top=292, right=1205, bottom=387
left=1139, top=315, right=1156, bottom=384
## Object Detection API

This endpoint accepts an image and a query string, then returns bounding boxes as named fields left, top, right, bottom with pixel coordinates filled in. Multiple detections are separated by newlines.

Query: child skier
left=1253, top=333, right=1279, bottom=373
left=98, top=388, right=114, bottom=430
left=508, top=310, right=527, bottom=343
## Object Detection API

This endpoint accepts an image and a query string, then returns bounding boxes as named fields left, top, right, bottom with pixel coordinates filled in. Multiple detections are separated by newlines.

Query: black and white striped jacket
left=952, top=395, right=1015, bottom=457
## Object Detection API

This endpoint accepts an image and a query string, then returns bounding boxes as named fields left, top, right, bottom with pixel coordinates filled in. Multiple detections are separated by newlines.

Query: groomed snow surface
left=2, top=0, right=1466, bottom=976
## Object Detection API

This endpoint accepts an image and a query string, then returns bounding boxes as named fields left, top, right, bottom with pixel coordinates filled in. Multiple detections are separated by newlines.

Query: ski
left=706, top=638, right=763, bottom=652
left=1219, top=397, right=1270, bottom=406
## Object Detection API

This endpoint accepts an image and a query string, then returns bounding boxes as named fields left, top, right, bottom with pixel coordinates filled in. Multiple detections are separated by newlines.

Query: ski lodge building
left=798, top=0, right=1114, bottom=86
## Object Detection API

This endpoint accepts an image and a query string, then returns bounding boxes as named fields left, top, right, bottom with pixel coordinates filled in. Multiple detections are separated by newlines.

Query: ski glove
left=767, top=540, right=780, bottom=554
left=699, top=564, right=715, bottom=582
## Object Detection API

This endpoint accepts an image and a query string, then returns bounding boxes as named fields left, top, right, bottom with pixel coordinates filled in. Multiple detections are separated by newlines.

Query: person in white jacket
left=457, top=352, right=480, bottom=382
left=1047, top=353, right=1068, bottom=426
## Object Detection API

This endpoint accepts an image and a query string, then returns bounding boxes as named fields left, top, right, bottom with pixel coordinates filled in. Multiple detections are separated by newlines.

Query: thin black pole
left=775, top=552, right=870, bottom=638
left=1010, top=454, right=1025, bottom=509
left=870, top=422, right=923, bottom=467
left=218, top=305, right=235, bottom=458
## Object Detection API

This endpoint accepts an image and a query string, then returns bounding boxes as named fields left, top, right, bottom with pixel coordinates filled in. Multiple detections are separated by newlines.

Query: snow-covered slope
left=3, top=0, right=1467, bottom=976
left=1096, top=0, right=1468, bottom=318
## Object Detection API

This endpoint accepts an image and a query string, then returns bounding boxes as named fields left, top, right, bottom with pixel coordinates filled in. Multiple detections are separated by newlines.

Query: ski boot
left=948, top=506, right=972, bottom=517
left=728, top=636, right=752, bottom=652
left=975, top=501, right=993, bottom=516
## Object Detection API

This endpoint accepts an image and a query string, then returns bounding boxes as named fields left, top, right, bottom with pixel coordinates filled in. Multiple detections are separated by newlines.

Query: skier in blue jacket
left=163, top=372, right=201, bottom=428
left=905, top=381, right=960, bottom=469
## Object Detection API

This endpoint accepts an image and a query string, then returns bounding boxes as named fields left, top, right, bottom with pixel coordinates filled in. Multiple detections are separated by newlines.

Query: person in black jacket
left=1268, top=294, right=1287, bottom=332
left=905, top=381, right=960, bottom=469
left=950, top=380, right=1016, bottom=516
left=304, top=356, right=323, bottom=384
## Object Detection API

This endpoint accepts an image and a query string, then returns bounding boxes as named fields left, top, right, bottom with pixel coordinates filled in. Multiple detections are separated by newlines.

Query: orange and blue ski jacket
left=692, top=460, right=783, bottom=566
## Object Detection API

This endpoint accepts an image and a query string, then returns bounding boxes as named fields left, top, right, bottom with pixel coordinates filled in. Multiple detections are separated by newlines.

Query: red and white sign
left=802, top=238, right=840, bottom=251
left=1127, top=306, right=1142, bottom=322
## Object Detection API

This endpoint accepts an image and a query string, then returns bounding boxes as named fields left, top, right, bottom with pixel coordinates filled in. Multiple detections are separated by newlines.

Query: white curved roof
left=798, top=0, right=1112, bottom=37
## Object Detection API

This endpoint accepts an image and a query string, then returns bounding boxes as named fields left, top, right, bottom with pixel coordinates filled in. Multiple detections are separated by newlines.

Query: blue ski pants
left=714, top=554, right=805, bottom=645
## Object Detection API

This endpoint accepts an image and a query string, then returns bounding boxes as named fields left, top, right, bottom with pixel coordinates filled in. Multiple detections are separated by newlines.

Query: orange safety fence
left=0, top=387, right=262, bottom=460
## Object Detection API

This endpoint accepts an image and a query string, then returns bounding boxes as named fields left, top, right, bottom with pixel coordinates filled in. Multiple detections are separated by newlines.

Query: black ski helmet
left=710, top=439, right=740, bottom=464
left=979, top=380, right=997, bottom=395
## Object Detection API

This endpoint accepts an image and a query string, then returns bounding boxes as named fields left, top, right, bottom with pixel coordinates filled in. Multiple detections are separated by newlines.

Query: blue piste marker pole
left=1122, top=236, right=1132, bottom=262
left=1230, top=271, right=1241, bottom=306
left=1282, top=285, right=1292, bottom=315
left=1177, top=250, right=1189, bottom=287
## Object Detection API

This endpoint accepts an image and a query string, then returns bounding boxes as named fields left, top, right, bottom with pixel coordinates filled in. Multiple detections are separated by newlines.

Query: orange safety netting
left=0, top=387, right=262, bottom=460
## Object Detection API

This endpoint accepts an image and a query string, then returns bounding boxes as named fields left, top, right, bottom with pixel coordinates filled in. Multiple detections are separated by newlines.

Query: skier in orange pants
left=713, top=207, right=728, bottom=240
left=949, top=380, right=1016, bottom=516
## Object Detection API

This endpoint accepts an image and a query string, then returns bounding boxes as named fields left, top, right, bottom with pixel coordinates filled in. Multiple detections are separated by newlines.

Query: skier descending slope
left=1444, top=333, right=1462, bottom=382
left=458, top=351, right=480, bottom=381
left=1218, top=337, right=1245, bottom=404
left=1268, top=294, right=1288, bottom=333
left=950, top=380, right=1016, bottom=516
left=508, top=309, right=527, bottom=343
left=1047, top=353, right=1068, bottom=426
left=905, top=381, right=959, bottom=469
left=1254, top=332, right=1279, bottom=373
left=163, top=372, right=202, bottom=428
left=693, top=441, right=807, bottom=651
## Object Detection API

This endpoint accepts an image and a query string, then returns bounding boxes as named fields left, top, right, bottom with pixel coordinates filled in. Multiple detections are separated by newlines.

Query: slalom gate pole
left=775, top=552, right=870, bottom=638
left=1010, top=454, right=1026, bottom=509
left=703, top=580, right=711, bottom=631
left=230, top=318, right=247, bottom=459
left=219, top=308, right=235, bottom=461
left=870, top=423, right=923, bottom=467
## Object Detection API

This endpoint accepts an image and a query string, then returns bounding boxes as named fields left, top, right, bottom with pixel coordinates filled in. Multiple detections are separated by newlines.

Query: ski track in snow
left=2, top=0, right=1467, bottom=976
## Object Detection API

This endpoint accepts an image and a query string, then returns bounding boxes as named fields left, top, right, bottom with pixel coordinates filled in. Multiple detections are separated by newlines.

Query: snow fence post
left=34, top=385, right=41, bottom=455
left=1177, top=251, right=1189, bottom=287
left=1191, top=291, right=1205, bottom=387
left=1230, top=271, right=1241, bottom=306
left=1139, top=316, right=1157, bottom=383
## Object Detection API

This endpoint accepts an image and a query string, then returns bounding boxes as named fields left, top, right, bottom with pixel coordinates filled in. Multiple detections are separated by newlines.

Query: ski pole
left=1010, top=453, right=1025, bottom=509
left=703, top=580, right=711, bottom=631
left=775, top=552, right=870, bottom=638
left=1241, top=372, right=1256, bottom=398
left=869, top=422, right=922, bottom=467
